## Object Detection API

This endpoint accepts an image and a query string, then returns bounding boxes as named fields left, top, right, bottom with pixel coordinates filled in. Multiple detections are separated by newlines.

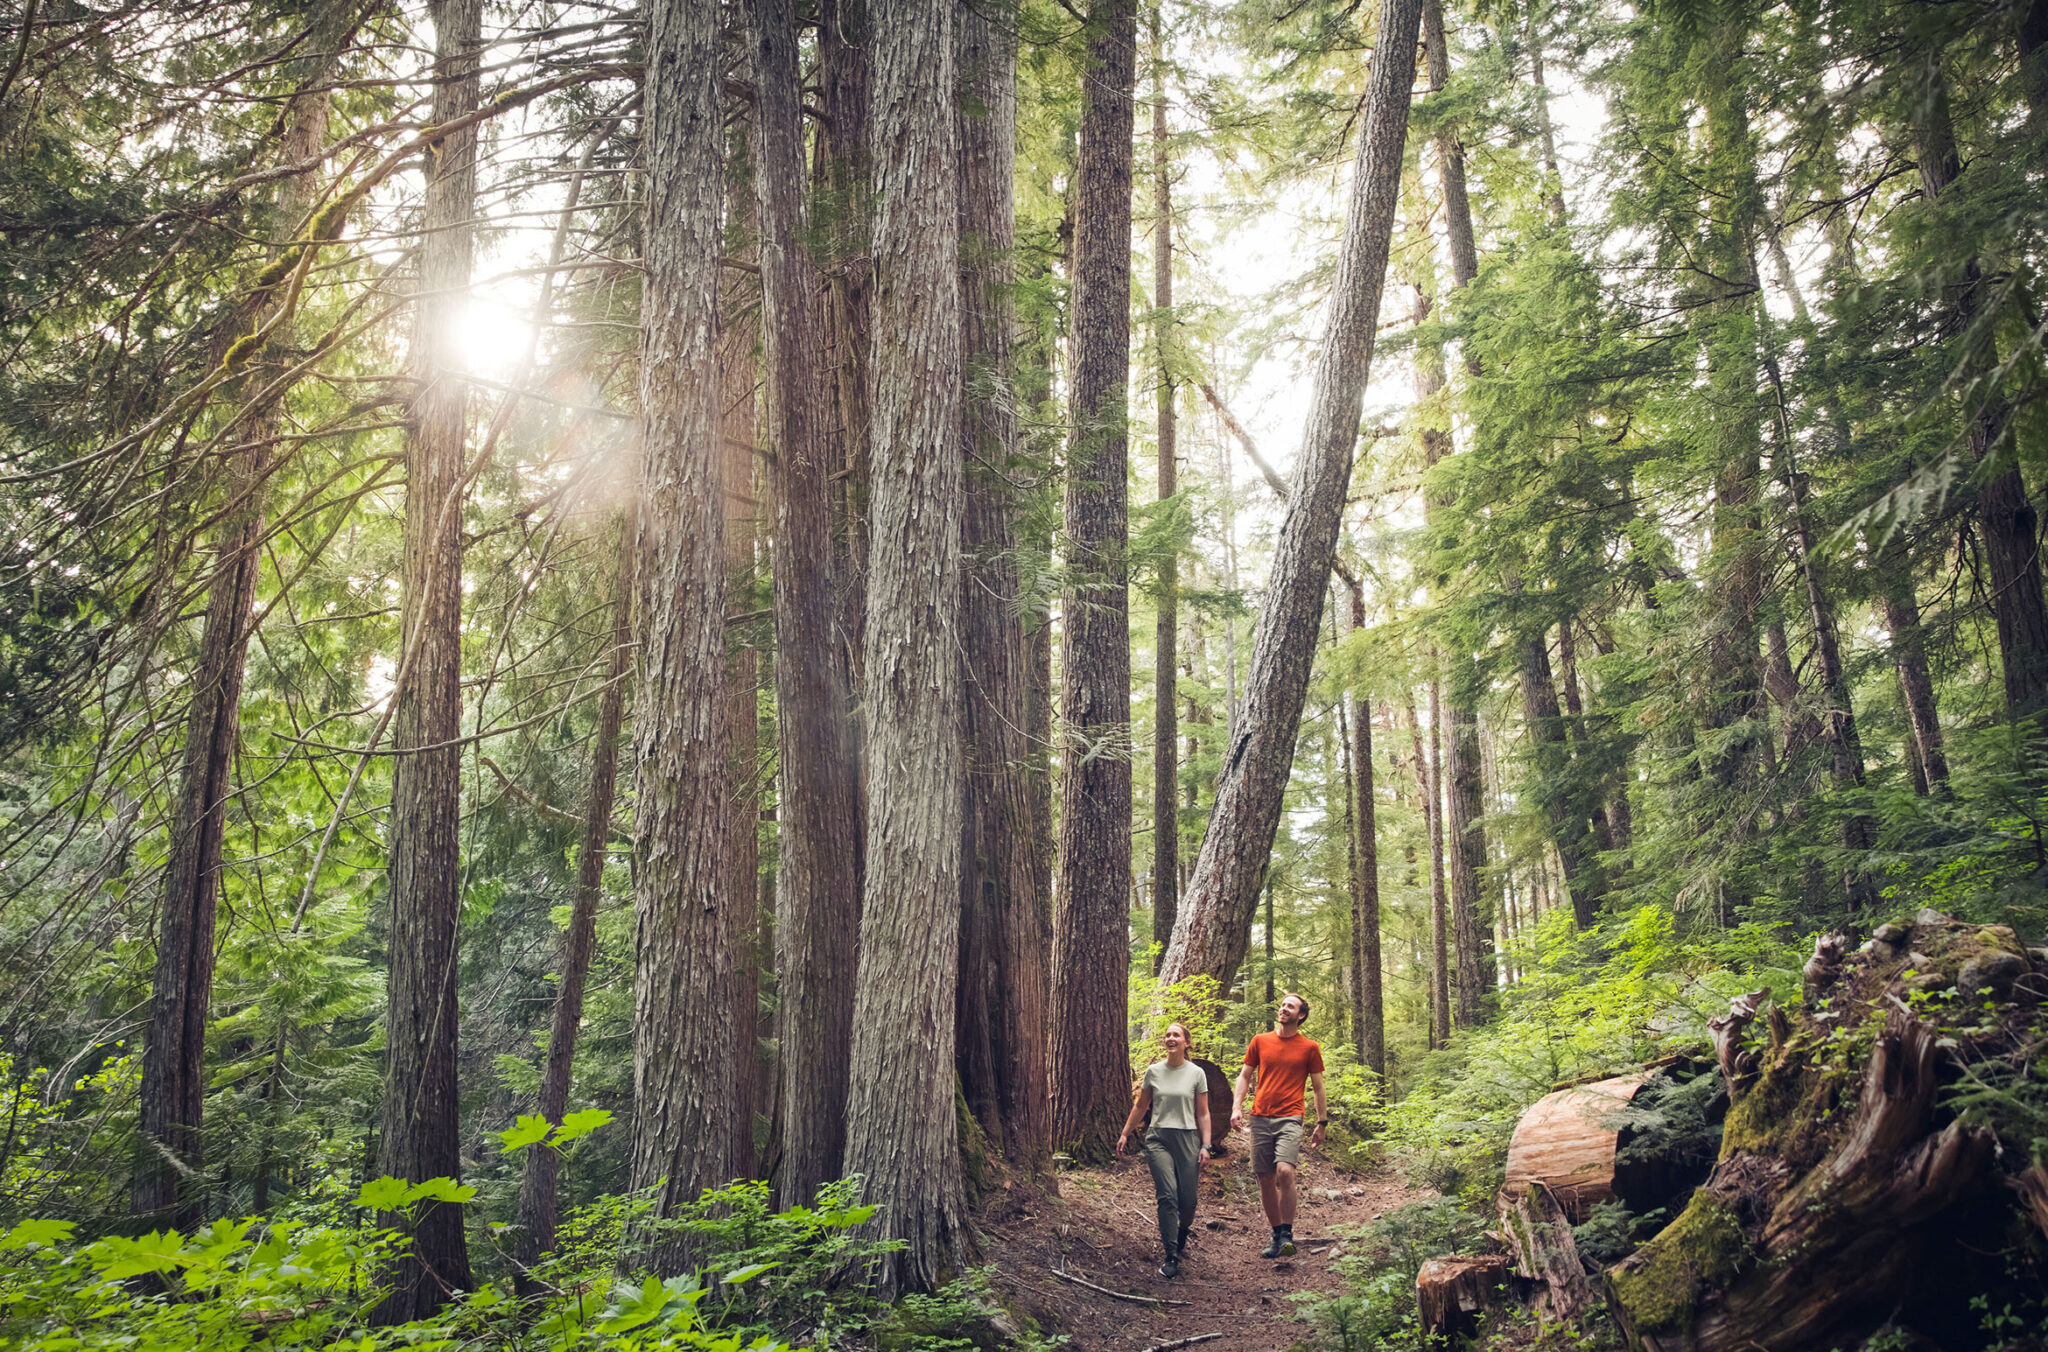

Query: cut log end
left=1416, top=1253, right=1510, bottom=1341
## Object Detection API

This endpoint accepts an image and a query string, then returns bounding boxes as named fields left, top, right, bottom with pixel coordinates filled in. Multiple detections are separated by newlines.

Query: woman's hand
left=1116, top=1131, right=1129, bottom=1157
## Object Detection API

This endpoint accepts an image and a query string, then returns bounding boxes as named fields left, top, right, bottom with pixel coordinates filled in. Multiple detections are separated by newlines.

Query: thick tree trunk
left=722, top=296, right=764, bottom=1183
left=1050, top=0, right=1137, bottom=1159
left=628, top=0, right=736, bottom=1273
left=1337, top=582, right=1384, bottom=1078
left=955, top=0, right=1050, bottom=1171
left=1159, top=0, right=1424, bottom=992
left=753, top=0, right=863, bottom=1209
left=819, top=0, right=871, bottom=689
left=841, top=0, right=973, bottom=1297
left=1149, top=6, right=1179, bottom=971
left=374, top=0, right=479, bottom=1318
left=513, top=519, right=632, bottom=1283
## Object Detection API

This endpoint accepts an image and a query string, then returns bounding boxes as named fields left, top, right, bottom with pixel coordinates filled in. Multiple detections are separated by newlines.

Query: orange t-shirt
left=1244, top=1031, right=1324, bottom=1118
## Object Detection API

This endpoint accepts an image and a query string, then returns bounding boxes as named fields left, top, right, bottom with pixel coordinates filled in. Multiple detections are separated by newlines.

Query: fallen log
left=1416, top=1253, right=1510, bottom=1342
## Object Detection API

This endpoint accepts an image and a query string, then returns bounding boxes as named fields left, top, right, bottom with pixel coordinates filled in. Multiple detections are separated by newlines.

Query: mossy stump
left=1602, top=914, right=2043, bottom=1352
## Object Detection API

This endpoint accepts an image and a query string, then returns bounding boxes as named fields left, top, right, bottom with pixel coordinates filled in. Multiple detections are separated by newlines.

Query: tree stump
left=1499, top=1182, right=1598, bottom=1324
left=1602, top=914, right=2040, bottom=1352
left=1417, top=1253, right=1510, bottom=1341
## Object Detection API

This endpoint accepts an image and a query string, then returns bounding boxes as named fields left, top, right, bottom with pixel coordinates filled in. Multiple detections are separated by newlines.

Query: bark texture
left=374, top=0, right=478, bottom=1318
left=753, top=0, right=863, bottom=1209
left=1050, top=0, right=1137, bottom=1159
left=1519, top=632, right=1603, bottom=928
left=1160, top=0, right=1424, bottom=993
left=841, top=0, right=973, bottom=1297
left=1339, top=583, right=1385, bottom=1079
left=627, top=0, right=736, bottom=1272
left=955, top=0, right=1050, bottom=1170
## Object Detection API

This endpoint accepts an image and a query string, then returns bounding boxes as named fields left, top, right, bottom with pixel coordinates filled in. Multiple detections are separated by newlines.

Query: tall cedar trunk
left=374, top=0, right=479, bottom=1318
left=1879, top=539, right=1948, bottom=793
left=1697, top=7, right=1766, bottom=798
left=956, top=0, right=1050, bottom=1169
left=1528, top=11, right=1568, bottom=227
left=842, top=0, right=973, bottom=1297
left=1912, top=55, right=2048, bottom=728
left=819, top=0, right=871, bottom=696
left=134, top=59, right=335, bottom=1228
left=628, top=0, right=735, bottom=1272
left=1150, top=6, right=1179, bottom=970
left=1049, top=0, right=1137, bottom=1159
left=752, top=0, right=863, bottom=1209
left=1160, top=0, right=1424, bottom=992
left=1339, top=583, right=1384, bottom=1077
left=1418, top=8, right=1490, bottom=1022
left=512, top=518, right=633, bottom=1282
left=721, top=297, right=763, bottom=1182
left=1520, top=630, right=1602, bottom=928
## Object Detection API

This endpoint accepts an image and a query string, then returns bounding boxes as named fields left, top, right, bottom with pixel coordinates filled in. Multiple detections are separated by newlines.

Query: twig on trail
left=1048, top=1264, right=1191, bottom=1307
left=1138, top=1335, right=1223, bottom=1352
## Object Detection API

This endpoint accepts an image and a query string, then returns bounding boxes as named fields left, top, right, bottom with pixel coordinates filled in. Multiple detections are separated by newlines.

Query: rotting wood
left=1417, top=1253, right=1510, bottom=1343
left=1500, top=1182, right=1597, bottom=1325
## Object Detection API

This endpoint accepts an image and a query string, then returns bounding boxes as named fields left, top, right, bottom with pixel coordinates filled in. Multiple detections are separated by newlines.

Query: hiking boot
left=1159, top=1249, right=1181, bottom=1279
left=1277, top=1225, right=1296, bottom=1258
left=1260, top=1230, right=1284, bottom=1259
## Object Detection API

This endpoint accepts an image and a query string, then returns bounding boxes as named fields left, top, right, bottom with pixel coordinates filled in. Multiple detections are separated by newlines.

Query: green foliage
left=1297, top=1198, right=1492, bottom=1352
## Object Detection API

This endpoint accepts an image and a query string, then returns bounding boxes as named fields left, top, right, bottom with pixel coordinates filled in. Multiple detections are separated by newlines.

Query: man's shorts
left=1250, top=1115, right=1303, bottom=1175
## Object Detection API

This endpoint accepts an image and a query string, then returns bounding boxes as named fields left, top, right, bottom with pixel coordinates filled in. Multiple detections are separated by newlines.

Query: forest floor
left=978, top=1148, right=1428, bottom=1352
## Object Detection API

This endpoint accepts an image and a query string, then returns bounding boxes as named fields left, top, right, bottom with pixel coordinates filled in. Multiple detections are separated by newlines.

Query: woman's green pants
left=1141, top=1127, right=1200, bottom=1253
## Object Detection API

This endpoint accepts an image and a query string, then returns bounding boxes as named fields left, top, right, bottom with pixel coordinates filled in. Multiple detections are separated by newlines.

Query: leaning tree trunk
left=512, top=517, right=633, bottom=1284
left=955, top=0, right=1050, bottom=1172
left=1160, top=0, right=1424, bottom=993
left=841, top=0, right=974, bottom=1298
left=374, top=0, right=479, bottom=1320
left=1049, top=0, right=1138, bottom=1160
left=1149, top=4, right=1179, bottom=973
left=753, top=0, right=864, bottom=1210
left=627, top=0, right=736, bottom=1275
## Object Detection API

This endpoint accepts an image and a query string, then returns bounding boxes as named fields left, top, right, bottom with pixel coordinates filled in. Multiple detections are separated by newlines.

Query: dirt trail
left=980, top=1150, right=1427, bottom=1352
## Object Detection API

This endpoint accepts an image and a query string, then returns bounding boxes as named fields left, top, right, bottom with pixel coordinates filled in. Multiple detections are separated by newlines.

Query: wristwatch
left=1315, top=1119, right=1329, bottom=1126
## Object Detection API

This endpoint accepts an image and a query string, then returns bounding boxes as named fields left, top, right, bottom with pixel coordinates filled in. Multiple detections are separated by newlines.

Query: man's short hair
left=1283, top=992, right=1311, bottom=1025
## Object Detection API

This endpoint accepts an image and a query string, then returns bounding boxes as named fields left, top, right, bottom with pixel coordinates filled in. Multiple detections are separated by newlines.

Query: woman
left=1116, top=1021, right=1212, bottom=1278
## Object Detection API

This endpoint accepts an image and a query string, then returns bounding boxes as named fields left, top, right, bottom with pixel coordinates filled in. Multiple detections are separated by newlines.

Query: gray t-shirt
left=1144, top=1058, right=1209, bottom=1132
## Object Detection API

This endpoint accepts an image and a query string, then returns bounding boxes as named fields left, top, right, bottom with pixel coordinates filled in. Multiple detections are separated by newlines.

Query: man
left=1230, top=992, right=1326, bottom=1259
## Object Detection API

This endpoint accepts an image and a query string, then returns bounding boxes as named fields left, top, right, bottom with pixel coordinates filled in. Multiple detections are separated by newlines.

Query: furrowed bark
left=1160, top=0, right=1424, bottom=993
left=753, top=0, right=862, bottom=1209
left=627, top=0, right=736, bottom=1273
left=1337, top=580, right=1385, bottom=1077
left=1050, top=0, right=1137, bottom=1159
left=842, top=0, right=974, bottom=1297
left=374, top=0, right=479, bottom=1318
left=956, top=0, right=1049, bottom=1170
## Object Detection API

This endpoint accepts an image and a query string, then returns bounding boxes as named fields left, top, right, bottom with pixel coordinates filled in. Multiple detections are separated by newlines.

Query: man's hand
left=1229, top=1108, right=1245, bottom=1133
left=1309, top=1120, right=1328, bottom=1149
